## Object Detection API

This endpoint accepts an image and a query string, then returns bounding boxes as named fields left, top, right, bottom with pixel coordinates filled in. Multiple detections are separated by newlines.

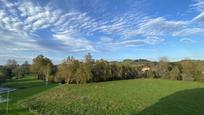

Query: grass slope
left=22, top=79, right=204, bottom=115
left=0, top=76, right=57, bottom=115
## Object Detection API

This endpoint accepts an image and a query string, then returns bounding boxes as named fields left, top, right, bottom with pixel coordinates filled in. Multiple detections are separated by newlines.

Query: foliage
left=55, top=55, right=138, bottom=84
left=180, top=60, right=204, bottom=81
left=0, top=66, right=10, bottom=82
left=31, top=55, right=53, bottom=80
left=5, top=59, right=18, bottom=77
left=3, top=54, right=204, bottom=83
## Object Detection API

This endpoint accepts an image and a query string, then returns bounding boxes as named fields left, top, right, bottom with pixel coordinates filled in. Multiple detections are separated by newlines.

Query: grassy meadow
left=0, top=76, right=57, bottom=115
left=21, top=79, right=204, bottom=115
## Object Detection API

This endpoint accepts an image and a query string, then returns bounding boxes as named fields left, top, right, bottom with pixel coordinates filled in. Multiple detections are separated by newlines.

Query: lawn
left=22, top=79, right=204, bottom=115
left=0, top=76, right=57, bottom=115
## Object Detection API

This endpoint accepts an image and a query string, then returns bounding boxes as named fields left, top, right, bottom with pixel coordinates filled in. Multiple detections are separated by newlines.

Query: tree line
left=31, top=53, right=138, bottom=84
left=0, top=59, right=30, bottom=82
left=1, top=54, right=204, bottom=84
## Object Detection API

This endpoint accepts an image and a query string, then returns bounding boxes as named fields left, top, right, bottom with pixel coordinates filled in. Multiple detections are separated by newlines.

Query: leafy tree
left=180, top=60, right=204, bottom=81
left=110, top=64, right=119, bottom=80
left=21, top=61, right=30, bottom=75
left=55, top=62, right=68, bottom=83
left=83, top=53, right=94, bottom=82
left=75, top=63, right=92, bottom=84
left=0, top=67, right=10, bottom=82
left=10, top=61, right=31, bottom=79
left=180, top=60, right=195, bottom=81
left=155, top=57, right=170, bottom=79
left=31, top=55, right=53, bottom=80
left=92, top=59, right=111, bottom=81
left=13, top=66, right=23, bottom=79
left=56, top=57, right=80, bottom=84
left=169, top=65, right=181, bottom=80
left=5, top=59, right=18, bottom=77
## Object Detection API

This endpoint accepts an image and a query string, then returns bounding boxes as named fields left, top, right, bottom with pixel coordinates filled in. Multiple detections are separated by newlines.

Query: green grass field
left=21, top=79, right=204, bottom=115
left=0, top=76, right=57, bottom=115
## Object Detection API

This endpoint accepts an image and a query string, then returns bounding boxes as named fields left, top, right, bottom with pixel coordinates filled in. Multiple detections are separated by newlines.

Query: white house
left=142, top=66, right=150, bottom=72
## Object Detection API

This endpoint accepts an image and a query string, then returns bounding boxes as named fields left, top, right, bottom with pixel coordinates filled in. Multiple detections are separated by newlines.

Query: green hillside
left=22, top=79, right=204, bottom=115
left=0, top=76, right=57, bottom=115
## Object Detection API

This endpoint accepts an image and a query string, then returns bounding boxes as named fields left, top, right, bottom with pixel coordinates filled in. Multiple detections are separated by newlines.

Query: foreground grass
left=22, top=79, right=204, bottom=115
left=0, top=76, right=57, bottom=115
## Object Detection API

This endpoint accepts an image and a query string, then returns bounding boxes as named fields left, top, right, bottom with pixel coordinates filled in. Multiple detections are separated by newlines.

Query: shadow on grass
left=0, top=108, right=29, bottom=115
left=11, top=78, right=37, bottom=83
left=2, top=80, right=50, bottom=89
left=137, top=88, right=204, bottom=115
left=0, top=78, right=57, bottom=115
left=1, top=77, right=57, bottom=101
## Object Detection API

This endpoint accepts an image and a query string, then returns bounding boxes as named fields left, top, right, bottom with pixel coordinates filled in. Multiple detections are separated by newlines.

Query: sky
left=1, top=0, right=204, bottom=64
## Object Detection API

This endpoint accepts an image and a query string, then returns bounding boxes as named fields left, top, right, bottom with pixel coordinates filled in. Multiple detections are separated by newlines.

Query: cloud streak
left=115, top=36, right=164, bottom=47
left=1, top=0, right=204, bottom=63
left=180, top=38, right=196, bottom=44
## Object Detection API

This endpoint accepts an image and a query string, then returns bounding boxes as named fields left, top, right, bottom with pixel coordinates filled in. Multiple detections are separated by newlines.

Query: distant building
left=142, top=66, right=150, bottom=72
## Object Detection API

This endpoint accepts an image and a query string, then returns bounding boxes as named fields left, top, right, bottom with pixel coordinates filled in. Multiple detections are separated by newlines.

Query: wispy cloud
left=193, top=11, right=204, bottom=22
left=173, top=28, right=204, bottom=36
left=0, top=0, right=145, bottom=55
left=115, top=36, right=164, bottom=47
left=0, top=30, right=41, bottom=52
left=0, top=0, right=97, bottom=54
left=53, top=32, right=95, bottom=52
left=191, top=0, right=204, bottom=12
left=97, top=36, right=164, bottom=49
left=180, top=38, right=196, bottom=44
left=128, top=17, right=187, bottom=36
left=1, top=0, right=204, bottom=63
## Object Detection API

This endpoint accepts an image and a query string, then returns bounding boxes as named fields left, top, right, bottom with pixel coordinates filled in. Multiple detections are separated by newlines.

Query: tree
left=56, top=57, right=80, bottom=84
left=83, top=53, right=94, bottom=82
left=75, top=63, right=92, bottom=84
left=180, top=60, right=195, bottom=81
left=110, top=64, right=119, bottom=80
left=92, top=59, right=111, bottom=81
left=155, top=57, right=170, bottom=79
left=13, top=61, right=30, bottom=79
left=169, top=65, right=181, bottom=80
left=6, top=59, right=17, bottom=68
left=31, top=55, right=53, bottom=80
left=56, top=61, right=70, bottom=84
left=0, top=66, right=10, bottom=82
left=5, top=59, right=18, bottom=77
left=13, top=66, right=23, bottom=79
left=21, top=61, right=30, bottom=75
left=45, top=63, right=52, bottom=86
left=180, top=60, right=204, bottom=81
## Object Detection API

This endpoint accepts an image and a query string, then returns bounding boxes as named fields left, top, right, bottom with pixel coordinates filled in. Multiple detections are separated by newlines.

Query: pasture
left=22, top=79, right=204, bottom=115
left=0, top=76, right=57, bottom=115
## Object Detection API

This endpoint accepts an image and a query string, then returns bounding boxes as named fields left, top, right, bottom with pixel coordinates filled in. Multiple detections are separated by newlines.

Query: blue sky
left=1, top=0, right=204, bottom=64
